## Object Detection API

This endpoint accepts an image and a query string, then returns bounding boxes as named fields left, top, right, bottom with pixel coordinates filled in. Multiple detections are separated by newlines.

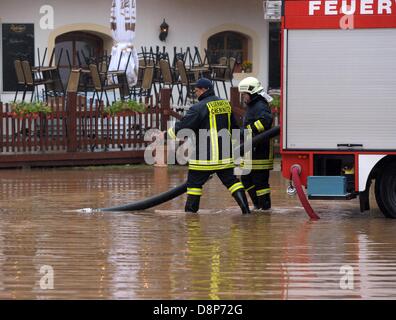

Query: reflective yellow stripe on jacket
left=189, top=163, right=235, bottom=171
left=240, top=159, right=274, bottom=170
left=254, top=120, right=265, bottom=133
left=189, top=158, right=234, bottom=166
left=189, top=100, right=235, bottom=171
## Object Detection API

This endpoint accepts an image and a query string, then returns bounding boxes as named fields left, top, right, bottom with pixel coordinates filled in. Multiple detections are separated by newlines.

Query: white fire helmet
left=238, top=77, right=264, bottom=95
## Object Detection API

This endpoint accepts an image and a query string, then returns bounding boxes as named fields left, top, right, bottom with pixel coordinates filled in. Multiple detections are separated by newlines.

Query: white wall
left=0, top=0, right=269, bottom=96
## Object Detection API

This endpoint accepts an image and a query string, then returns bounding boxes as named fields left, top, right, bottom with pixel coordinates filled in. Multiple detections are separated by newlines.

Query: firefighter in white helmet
left=238, top=77, right=274, bottom=210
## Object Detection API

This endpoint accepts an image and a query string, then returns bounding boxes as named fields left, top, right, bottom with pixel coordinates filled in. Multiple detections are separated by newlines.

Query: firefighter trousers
left=186, top=168, right=244, bottom=196
left=241, top=169, right=271, bottom=199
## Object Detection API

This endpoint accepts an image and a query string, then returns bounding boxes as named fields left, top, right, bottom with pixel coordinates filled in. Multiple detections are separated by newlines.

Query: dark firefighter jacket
left=167, top=89, right=239, bottom=171
left=242, top=94, right=274, bottom=170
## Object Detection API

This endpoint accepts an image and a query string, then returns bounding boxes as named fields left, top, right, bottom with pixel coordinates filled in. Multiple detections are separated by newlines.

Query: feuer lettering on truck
left=309, top=0, right=396, bottom=15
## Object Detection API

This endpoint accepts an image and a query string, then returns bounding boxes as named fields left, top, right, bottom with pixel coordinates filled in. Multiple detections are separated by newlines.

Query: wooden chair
left=226, top=57, right=237, bottom=87
left=97, top=51, right=112, bottom=74
left=219, top=56, right=228, bottom=66
left=14, top=60, right=27, bottom=102
left=21, top=60, right=54, bottom=102
left=89, top=63, right=121, bottom=105
left=109, top=51, right=132, bottom=100
left=66, top=69, right=81, bottom=93
left=159, top=59, right=181, bottom=104
left=176, top=59, right=197, bottom=105
left=211, top=57, right=235, bottom=100
left=131, top=65, right=154, bottom=100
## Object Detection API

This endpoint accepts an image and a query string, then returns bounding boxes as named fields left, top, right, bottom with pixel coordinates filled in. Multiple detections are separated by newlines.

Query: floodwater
left=0, top=165, right=395, bottom=300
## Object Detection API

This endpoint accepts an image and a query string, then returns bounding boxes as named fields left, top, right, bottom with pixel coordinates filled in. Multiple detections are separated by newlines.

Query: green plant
left=241, top=60, right=253, bottom=71
left=270, top=95, right=280, bottom=109
left=10, top=101, right=52, bottom=118
left=103, top=100, right=147, bottom=116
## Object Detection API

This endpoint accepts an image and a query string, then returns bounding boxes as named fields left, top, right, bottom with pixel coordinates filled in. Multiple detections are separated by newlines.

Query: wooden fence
left=0, top=89, right=179, bottom=168
left=0, top=87, right=278, bottom=168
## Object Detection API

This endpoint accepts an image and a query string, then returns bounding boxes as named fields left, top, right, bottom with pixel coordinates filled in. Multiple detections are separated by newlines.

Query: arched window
left=207, top=31, right=249, bottom=66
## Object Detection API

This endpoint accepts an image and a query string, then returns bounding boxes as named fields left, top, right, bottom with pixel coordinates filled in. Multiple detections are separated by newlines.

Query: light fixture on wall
left=159, top=19, right=169, bottom=42
left=263, top=1, right=282, bottom=21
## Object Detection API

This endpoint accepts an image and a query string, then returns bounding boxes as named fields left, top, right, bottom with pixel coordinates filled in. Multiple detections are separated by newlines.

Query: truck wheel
left=375, top=163, right=396, bottom=219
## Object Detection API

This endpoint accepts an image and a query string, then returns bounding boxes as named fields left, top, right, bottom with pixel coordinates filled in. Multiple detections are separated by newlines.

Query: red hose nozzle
left=291, top=164, right=302, bottom=175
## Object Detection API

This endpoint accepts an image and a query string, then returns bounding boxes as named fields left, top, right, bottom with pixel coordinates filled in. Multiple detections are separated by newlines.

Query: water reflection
left=0, top=166, right=395, bottom=299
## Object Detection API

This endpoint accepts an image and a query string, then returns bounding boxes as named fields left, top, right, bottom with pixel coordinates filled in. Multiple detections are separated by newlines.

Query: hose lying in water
left=93, top=126, right=281, bottom=212
left=100, top=182, right=188, bottom=212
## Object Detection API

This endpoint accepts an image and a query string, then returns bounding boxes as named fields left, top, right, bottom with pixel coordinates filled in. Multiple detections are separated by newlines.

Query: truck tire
left=375, top=163, right=396, bottom=218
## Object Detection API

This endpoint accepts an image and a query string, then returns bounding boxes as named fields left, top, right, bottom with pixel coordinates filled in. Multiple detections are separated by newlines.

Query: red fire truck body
left=280, top=0, right=396, bottom=217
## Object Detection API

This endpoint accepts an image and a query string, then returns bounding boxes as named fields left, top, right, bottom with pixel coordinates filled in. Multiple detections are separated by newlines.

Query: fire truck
left=280, top=0, right=396, bottom=218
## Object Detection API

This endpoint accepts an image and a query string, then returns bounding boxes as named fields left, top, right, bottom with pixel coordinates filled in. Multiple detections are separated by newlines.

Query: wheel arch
left=369, top=155, right=396, bottom=179
left=361, top=155, right=396, bottom=192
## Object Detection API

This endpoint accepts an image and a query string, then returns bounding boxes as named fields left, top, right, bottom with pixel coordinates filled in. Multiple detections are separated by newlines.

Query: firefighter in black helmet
left=166, top=78, right=250, bottom=214
left=238, top=77, right=274, bottom=210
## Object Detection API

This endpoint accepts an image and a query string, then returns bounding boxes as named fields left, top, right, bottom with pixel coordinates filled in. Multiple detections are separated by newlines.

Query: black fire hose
left=95, top=126, right=280, bottom=212
left=234, top=126, right=280, bottom=157
left=100, top=182, right=188, bottom=212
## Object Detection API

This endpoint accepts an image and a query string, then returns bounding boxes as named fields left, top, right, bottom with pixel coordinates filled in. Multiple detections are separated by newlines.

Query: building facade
left=0, top=0, right=280, bottom=100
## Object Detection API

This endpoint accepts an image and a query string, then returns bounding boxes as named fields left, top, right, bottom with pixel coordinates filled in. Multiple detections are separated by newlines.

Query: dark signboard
left=2, top=23, right=35, bottom=91
left=268, top=22, right=281, bottom=90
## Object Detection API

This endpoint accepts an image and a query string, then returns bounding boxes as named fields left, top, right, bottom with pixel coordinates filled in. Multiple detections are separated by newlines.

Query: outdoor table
left=211, top=64, right=228, bottom=69
left=32, top=66, right=57, bottom=72
left=211, top=64, right=229, bottom=78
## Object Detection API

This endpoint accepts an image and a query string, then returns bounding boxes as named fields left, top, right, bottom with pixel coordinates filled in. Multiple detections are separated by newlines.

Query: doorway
left=55, top=31, right=104, bottom=87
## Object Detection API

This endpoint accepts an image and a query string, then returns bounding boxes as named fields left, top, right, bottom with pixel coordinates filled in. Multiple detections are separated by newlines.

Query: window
left=207, top=31, right=249, bottom=66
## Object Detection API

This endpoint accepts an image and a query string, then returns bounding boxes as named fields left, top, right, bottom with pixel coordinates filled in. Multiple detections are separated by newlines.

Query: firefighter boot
left=248, top=189, right=259, bottom=209
left=233, top=190, right=251, bottom=214
left=257, top=194, right=271, bottom=210
left=185, top=195, right=201, bottom=213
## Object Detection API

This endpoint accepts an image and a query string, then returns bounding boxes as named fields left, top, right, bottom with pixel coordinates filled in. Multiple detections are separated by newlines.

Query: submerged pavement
left=0, top=165, right=395, bottom=299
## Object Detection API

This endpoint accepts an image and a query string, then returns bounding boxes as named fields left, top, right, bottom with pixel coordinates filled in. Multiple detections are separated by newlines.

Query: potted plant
left=102, top=100, right=147, bottom=117
left=241, top=60, right=253, bottom=73
left=10, top=101, right=52, bottom=119
left=269, top=94, right=280, bottom=113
